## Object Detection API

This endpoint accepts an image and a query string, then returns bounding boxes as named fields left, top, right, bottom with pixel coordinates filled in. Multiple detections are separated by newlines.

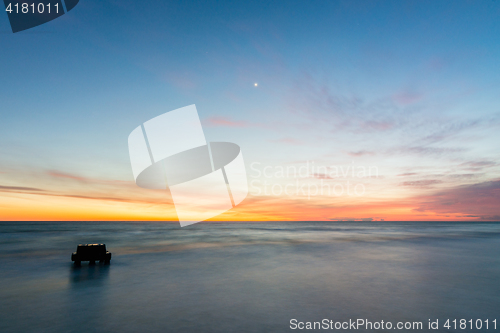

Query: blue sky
left=1, top=0, right=499, bottom=220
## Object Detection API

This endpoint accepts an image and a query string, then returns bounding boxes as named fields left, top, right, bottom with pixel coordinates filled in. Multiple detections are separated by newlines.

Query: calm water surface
left=0, top=222, right=499, bottom=332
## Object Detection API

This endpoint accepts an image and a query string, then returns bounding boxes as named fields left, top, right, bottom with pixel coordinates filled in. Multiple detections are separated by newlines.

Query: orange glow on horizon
left=0, top=189, right=494, bottom=222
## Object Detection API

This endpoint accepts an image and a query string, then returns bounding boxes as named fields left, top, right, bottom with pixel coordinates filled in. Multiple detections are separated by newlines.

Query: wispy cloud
left=203, top=116, right=250, bottom=127
left=391, top=91, right=423, bottom=105
left=347, top=150, right=375, bottom=157
left=393, top=146, right=465, bottom=157
left=447, top=173, right=478, bottom=179
left=271, top=137, right=303, bottom=145
left=47, top=170, right=133, bottom=186
left=413, top=179, right=500, bottom=220
left=286, top=72, right=401, bottom=133
left=415, top=119, right=481, bottom=145
left=0, top=185, right=169, bottom=206
left=459, top=161, right=496, bottom=171
left=47, top=170, right=88, bottom=182
left=0, top=185, right=44, bottom=192
left=401, top=180, right=443, bottom=187
left=285, top=71, right=500, bottom=161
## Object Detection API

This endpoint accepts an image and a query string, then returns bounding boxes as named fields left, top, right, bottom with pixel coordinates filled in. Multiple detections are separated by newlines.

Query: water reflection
left=1, top=222, right=499, bottom=333
left=66, top=263, right=111, bottom=329
left=69, top=263, right=110, bottom=285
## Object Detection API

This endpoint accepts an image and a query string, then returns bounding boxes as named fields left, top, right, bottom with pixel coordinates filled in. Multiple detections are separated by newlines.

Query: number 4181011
left=5, top=2, right=60, bottom=14
left=444, top=319, right=497, bottom=330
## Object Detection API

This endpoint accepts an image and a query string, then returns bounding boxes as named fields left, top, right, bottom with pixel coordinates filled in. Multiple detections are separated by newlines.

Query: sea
left=0, top=222, right=499, bottom=332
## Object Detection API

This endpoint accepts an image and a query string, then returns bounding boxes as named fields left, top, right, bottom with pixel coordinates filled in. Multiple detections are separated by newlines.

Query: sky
left=0, top=0, right=499, bottom=221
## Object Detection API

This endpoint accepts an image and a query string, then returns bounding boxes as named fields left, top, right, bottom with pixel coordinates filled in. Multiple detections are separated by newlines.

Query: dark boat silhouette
left=71, top=244, right=111, bottom=266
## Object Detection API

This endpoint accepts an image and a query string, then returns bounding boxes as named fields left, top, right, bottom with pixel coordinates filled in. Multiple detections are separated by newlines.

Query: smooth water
left=0, top=222, right=499, bottom=332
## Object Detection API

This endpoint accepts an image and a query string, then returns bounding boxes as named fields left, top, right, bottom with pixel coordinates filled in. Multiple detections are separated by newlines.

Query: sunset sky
left=1, top=0, right=499, bottom=221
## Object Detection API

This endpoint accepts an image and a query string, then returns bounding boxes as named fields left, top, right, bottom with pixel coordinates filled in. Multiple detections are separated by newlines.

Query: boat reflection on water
left=70, top=262, right=110, bottom=285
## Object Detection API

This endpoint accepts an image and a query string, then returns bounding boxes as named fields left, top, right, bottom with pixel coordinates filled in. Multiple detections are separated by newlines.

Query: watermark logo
left=249, top=161, right=378, bottom=199
left=3, top=0, right=79, bottom=33
left=128, top=105, right=248, bottom=227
